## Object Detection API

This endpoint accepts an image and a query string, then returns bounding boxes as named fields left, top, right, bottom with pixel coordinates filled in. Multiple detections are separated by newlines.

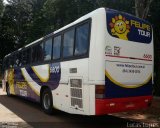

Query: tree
left=2, top=0, right=33, bottom=47
left=0, top=0, right=3, bottom=15
left=0, top=0, right=33, bottom=61
left=147, top=0, right=160, bottom=96
left=135, top=0, right=153, bottom=19
left=26, top=0, right=47, bottom=43
left=42, top=0, right=95, bottom=32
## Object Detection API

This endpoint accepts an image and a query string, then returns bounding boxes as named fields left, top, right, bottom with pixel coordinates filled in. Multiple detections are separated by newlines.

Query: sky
left=3, top=0, right=8, bottom=4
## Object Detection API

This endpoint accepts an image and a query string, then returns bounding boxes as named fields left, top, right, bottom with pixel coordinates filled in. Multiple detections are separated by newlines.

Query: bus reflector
left=95, top=85, right=105, bottom=98
left=96, top=85, right=105, bottom=94
left=109, top=103, right=115, bottom=107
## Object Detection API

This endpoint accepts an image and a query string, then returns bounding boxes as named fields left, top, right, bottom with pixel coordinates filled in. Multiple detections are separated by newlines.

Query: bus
left=2, top=8, right=153, bottom=115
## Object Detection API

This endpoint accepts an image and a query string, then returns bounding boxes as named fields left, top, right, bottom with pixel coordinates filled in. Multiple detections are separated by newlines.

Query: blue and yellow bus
left=2, top=8, right=153, bottom=115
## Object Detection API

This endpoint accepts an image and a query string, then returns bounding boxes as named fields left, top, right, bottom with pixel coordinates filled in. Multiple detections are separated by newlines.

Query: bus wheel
left=6, top=84, right=11, bottom=96
left=42, top=88, right=53, bottom=114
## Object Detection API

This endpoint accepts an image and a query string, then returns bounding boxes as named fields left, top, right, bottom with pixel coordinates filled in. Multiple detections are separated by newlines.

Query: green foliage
left=42, top=0, right=95, bottom=32
left=0, top=0, right=33, bottom=57
left=26, top=0, right=47, bottom=43
left=0, top=0, right=3, bottom=15
left=148, top=0, right=160, bottom=96
left=0, top=0, right=135, bottom=59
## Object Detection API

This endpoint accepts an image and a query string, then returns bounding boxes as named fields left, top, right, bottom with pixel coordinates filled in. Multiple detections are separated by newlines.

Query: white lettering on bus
left=50, top=66, right=60, bottom=73
left=138, top=29, right=150, bottom=37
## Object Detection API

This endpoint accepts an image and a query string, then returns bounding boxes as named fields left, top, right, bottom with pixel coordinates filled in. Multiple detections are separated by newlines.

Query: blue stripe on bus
left=25, top=63, right=61, bottom=90
left=105, top=76, right=152, bottom=98
left=14, top=68, right=40, bottom=101
left=13, top=62, right=61, bottom=102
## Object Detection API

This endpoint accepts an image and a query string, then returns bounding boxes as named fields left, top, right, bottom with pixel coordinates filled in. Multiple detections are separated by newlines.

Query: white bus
left=2, top=8, right=153, bottom=115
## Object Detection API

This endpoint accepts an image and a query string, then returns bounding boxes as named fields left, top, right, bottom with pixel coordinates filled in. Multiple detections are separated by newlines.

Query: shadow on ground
left=0, top=94, right=133, bottom=128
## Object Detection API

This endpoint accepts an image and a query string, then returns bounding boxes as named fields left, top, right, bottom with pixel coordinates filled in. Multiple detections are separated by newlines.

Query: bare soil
left=112, top=97, right=160, bottom=123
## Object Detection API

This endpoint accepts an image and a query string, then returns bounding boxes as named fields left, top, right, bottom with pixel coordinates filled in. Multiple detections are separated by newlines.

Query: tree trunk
left=135, top=0, right=153, bottom=19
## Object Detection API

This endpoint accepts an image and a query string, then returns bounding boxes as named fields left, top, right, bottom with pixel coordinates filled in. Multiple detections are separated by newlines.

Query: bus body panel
left=94, top=9, right=153, bottom=115
left=105, top=9, right=153, bottom=97
left=52, top=58, right=90, bottom=115
left=88, top=8, right=106, bottom=82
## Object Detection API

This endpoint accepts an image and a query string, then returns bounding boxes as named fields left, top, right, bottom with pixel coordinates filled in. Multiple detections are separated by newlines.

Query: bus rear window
left=106, top=9, right=152, bottom=44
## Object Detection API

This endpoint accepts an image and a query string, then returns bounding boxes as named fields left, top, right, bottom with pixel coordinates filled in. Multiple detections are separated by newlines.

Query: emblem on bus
left=105, top=46, right=112, bottom=55
left=50, top=65, right=60, bottom=74
left=109, top=15, right=130, bottom=40
left=114, top=46, right=121, bottom=56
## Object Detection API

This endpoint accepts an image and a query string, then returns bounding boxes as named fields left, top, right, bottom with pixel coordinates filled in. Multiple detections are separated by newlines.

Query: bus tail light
left=95, top=85, right=105, bottom=98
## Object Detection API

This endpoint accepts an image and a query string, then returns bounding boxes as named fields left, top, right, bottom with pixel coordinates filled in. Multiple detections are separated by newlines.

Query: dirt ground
left=0, top=87, right=160, bottom=128
left=112, top=97, right=160, bottom=124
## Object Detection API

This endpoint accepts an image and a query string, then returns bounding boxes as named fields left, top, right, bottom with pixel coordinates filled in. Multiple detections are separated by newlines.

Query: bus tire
left=41, top=88, right=53, bottom=114
left=6, top=84, right=11, bottom=96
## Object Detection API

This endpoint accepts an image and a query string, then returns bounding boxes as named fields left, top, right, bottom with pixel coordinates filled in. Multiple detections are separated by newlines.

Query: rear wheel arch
left=40, top=86, right=54, bottom=114
left=6, top=82, right=9, bottom=92
left=40, top=86, right=49, bottom=103
left=6, top=82, right=11, bottom=96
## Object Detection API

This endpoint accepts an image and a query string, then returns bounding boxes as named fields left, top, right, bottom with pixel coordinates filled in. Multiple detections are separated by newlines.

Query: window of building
left=63, top=29, right=75, bottom=58
left=53, top=35, right=61, bottom=60
left=75, top=23, right=90, bottom=56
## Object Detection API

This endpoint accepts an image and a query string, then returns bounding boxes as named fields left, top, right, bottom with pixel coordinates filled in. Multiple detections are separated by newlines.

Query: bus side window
left=44, top=38, right=52, bottom=61
left=32, top=43, right=44, bottom=63
left=14, top=54, right=18, bottom=67
left=32, top=46, right=36, bottom=63
left=75, top=22, right=90, bottom=56
left=22, top=48, right=31, bottom=65
left=14, top=53, right=22, bottom=67
left=38, top=43, right=44, bottom=62
left=19, top=53, right=22, bottom=67
left=10, top=55, right=14, bottom=68
left=63, top=29, right=75, bottom=58
left=53, top=35, right=61, bottom=60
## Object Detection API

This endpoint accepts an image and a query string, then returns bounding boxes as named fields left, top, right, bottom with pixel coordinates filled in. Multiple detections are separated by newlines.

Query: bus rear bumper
left=95, top=96, right=152, bottom=115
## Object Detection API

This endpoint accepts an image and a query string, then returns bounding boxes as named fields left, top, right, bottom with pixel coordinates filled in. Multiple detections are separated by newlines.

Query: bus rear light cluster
left=95, top=85, right=105, bottom=98
left=96, top=85, right=105, bottom=94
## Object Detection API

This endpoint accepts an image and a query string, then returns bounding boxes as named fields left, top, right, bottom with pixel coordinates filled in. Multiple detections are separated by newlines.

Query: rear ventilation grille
left=70, top=79, right=82, bottom=88
left=71, top=88, right=82, bottom=98
left=70, top=79, right=83, bottom=109
left=71, top=98, right=83, bottom=108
